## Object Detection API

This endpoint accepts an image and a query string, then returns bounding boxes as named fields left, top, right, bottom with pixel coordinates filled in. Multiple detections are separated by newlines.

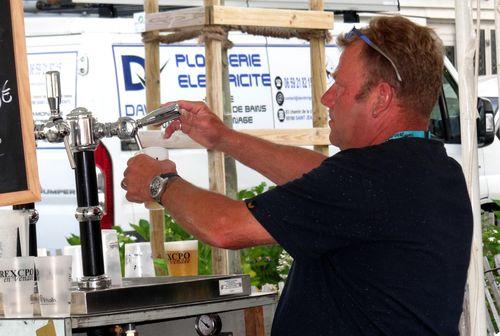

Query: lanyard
left=388, top=130, right=429, bottom=141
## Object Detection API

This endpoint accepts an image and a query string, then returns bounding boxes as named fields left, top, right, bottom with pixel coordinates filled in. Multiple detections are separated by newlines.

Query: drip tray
left=71, top=274, right=251, bottom=314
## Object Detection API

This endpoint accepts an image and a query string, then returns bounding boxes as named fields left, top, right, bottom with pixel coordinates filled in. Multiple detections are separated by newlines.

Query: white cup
left=63, top=245, right=83, bottom=282
left=0, top=210, right=26, bottom=258
left=0, top=257, right=36, bottom=317
left=136, top=146, right=169, bottom=209
left=35, top=256, right=72, bottom=317
left=124, top=242, right=154, bottom=278
left=101, top=229, right=122, bottom=286
left=37, top=248, right=48, bottom=257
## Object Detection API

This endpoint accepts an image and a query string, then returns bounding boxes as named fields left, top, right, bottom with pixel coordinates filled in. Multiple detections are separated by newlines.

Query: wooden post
left=244, top=306, right=265, bottom=336
left=144, top=0, right=165, bottom=275
left=309, top=0, right=329, bottom=156
left=204, top=0, right=229, bottom=275
left=221, top=15, right=242, bottom=275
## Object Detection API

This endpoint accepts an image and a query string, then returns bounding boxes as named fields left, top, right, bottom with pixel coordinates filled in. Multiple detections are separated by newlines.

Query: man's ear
left=371, top=82, right=394, bottom=118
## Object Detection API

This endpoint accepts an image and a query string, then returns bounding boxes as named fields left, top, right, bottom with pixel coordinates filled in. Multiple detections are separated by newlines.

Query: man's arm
left=162, top=178, right=275, bottom=249
left=123, top=155, right=275, bottom=249
left=166, top=101, right=327, bottom=185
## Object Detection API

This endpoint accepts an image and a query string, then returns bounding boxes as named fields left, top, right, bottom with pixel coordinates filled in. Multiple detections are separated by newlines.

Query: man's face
left=321, top=41, right=373, bottom=150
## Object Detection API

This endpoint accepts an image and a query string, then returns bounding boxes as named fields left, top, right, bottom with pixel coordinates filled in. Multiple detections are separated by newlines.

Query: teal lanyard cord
left=388, top=130, right=429, bottom=141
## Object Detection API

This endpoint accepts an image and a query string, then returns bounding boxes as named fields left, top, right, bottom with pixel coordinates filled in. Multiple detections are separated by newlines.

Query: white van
left=21, top=16, right=498, bottom=250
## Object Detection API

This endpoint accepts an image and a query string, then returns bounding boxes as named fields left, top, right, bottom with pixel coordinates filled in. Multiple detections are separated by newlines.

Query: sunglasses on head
left=345, top=27, right=403, bottom=83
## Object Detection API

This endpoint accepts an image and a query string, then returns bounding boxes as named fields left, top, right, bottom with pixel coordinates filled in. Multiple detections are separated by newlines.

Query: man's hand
left=164, top=100, right=229, bottom=150
left=122, top=154, right=177, bottom=204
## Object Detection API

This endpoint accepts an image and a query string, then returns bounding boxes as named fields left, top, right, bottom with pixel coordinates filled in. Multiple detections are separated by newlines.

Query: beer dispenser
left=34, top=71, right=180, bottom=289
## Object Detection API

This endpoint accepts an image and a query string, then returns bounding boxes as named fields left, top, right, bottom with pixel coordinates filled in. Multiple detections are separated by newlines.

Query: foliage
left=483, top=207, right=500, bottom=268
left=66, top=233, right=80, bottom=246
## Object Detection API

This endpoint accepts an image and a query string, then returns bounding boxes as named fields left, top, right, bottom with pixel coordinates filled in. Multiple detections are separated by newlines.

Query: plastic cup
left=37, top=248, right=48, bottom=257
left=0, top=210, right=25, bottom=258
left=164, top=240, right=198, bottom=276
left=63, top=245, right=83, bottom=282
left=35, top=256, right=72, bottom=317
left=136, top=146, right=169, bottom=209
left=0, top=256, right=36, bottom=317
left=101, top=229, right=122, bottom=286
left=124, top=242, right=154, bottom=277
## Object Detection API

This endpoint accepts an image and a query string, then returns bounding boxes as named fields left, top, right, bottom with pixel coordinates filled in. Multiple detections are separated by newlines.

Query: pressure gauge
left=195, top=314, right=222, bottom=336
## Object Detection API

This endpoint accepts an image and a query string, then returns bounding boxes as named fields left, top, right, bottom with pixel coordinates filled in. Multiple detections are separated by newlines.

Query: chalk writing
left=0, top=80, right=12, bottom=109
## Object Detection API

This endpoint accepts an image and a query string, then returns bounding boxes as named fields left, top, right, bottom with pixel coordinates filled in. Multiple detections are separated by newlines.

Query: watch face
left=150, top=176, right=163, bottom=198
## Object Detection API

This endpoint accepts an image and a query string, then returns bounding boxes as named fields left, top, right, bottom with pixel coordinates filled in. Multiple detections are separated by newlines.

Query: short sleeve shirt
left=247, top=138, right=472, bottom=336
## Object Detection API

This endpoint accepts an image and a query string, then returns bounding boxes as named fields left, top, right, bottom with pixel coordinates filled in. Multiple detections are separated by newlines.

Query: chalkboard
left=0, top=0, right=40, bottom=206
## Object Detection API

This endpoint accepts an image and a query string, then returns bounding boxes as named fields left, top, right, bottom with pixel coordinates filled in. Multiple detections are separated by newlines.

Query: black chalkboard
left=0, top=0, right=40, bottom=206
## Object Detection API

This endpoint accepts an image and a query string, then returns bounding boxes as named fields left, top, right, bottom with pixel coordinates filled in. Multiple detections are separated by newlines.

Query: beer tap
left=34, top=71, right=180, bottom=290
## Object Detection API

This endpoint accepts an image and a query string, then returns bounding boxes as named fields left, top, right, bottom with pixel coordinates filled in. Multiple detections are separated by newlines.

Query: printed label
left=219, top=278, right=243, bottom=296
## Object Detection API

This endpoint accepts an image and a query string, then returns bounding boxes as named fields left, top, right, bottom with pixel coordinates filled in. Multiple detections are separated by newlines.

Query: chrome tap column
left=66, top=108, right=109, bottom=289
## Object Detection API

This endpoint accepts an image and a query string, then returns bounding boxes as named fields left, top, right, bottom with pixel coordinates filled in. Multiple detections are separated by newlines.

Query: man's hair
left=337, top=16, right=444, bottom=120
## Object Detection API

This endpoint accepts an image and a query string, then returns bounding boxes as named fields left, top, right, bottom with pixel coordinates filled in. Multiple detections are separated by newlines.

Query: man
left=123, top=16, right=472, bottom=335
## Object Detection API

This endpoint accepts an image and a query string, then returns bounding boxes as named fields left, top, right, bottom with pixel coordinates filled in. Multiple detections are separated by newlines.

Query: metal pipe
left=74, top=151, right=104, bottom=277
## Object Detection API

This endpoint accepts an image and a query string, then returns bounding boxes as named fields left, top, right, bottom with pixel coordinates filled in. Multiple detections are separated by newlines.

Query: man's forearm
left=216, top=129, right=327, bottom=185
left=161, top=178, right=275, bottom=249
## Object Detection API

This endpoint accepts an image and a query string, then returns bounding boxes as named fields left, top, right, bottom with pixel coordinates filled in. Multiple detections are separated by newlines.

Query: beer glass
left=164, top=240, right=198, bottom=276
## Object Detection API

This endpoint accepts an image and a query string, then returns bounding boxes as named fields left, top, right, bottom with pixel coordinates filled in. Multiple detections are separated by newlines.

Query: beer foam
left=164, top=240, right=198, bottom=250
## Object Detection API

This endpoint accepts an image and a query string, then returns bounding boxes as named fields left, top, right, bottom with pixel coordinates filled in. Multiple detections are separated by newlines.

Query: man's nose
left=321, top=85, right=335, bottom=107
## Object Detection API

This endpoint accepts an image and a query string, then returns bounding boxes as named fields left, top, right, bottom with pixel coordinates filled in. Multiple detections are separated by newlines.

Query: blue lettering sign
left=122, top=55, right=145, bottom=91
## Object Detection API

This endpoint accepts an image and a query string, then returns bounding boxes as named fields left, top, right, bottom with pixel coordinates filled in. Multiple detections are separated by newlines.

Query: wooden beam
left=211, top=5, right=333, bottom=30
left=139, top=127, right=331, bottom=149
left=144, top=5, right=333, bottom=32
left=144, top=0, right=166, bottom=276
left=146, top=7, right=207, bottom=32
left=204, top=0, right=229, bottom=276
left=244, top=306, right=265, bottom=336
left=309, top=0, right=330, bottom=156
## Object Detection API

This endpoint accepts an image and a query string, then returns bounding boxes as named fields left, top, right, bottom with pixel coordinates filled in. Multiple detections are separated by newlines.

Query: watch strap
left=154, top=173, right=179, bottom=204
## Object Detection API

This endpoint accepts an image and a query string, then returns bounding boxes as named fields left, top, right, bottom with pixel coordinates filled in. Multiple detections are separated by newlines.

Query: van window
left=428, top=69, right=461, bottom=143
left=443, top=71, right=461, bottom=142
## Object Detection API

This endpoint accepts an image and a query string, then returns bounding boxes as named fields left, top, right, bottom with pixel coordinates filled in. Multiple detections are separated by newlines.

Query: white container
left=124, top=242, right=154, bottom=278
left=0, top=210, right=26, bottom=258
left=63, top=245, right=83, bottom=282
left=0, top=257, right=36, bottom=317
left=35, top=256, right=72, bottom=317
left=136, top=146, right=169, bottom=210
left=101, top=229, right=123, bottom=286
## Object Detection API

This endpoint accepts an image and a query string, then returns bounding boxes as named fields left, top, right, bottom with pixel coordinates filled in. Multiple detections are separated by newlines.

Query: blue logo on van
left=122, top=55, right=145, bottom=91
left=122, top=55, right=169, bottom=91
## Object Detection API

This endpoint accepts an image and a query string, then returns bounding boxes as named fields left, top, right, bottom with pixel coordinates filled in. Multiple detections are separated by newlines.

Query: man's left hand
left=122, top=154, right=177, bottom=204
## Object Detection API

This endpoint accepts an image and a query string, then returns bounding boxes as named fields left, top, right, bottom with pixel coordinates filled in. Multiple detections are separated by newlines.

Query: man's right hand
left=164, top=100, right=229, bottom=150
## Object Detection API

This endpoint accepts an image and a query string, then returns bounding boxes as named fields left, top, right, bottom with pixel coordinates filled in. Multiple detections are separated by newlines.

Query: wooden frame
left=143, top=0, right=331, bottom=280
left=146, top=5, right=333, bottom=32
left=0, top=0, right=40, bottom=206
left=139, top=128, right=331, bottom=149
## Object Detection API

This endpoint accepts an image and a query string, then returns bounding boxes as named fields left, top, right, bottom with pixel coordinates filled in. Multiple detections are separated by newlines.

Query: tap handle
left=135, top=104, right=180, bottom=129
left=46, top=71, right=61, bottom=118
left=64, top=135, right=76, bottom=169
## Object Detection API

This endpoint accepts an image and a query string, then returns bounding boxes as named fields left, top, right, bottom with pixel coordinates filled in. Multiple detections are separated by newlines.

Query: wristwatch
left=149, top=173, right=179, bottom=203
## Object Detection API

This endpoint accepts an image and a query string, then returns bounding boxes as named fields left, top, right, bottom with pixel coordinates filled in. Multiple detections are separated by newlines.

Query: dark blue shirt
left=247, top=138, right=472, bottom=335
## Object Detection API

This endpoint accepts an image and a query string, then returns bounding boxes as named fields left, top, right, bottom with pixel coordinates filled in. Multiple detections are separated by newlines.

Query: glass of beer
left=164, top=240, right=198, bottom=276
